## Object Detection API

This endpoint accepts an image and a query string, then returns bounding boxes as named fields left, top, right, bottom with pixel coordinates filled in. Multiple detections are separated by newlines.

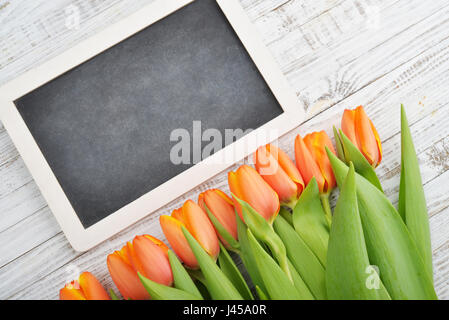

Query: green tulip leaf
left=274, top=214, right=327, bottom=299
left=326, top=148, right=437, bottom=300
left=246, top=229, right=304, bottom=300
left=182, top=226, right=243, bottom=300
left=218, top=243, right=254, bottom=300
left=287, top=259, right=314, bottom=300
left=236, top=212, right=267, bottom=294
left=326, top=163, right=390, bottom=300
left=109, top=289, right=120, bottom=300
left=138, top=273, right=203, bottom=300
left=168, top=250, right=203, bottom=299
left=255, top=286, right=269, bottom=300
left=399, top=105, right=433, bottom=281
left=232, top=194, right=292, bottom=281
left=338, top=129, right=383, bottom=192
left=204, top=204, right=240, bottom=250
left=333, top=126, right=345, bottom=161
left=292, top=178, right=329, bottom=267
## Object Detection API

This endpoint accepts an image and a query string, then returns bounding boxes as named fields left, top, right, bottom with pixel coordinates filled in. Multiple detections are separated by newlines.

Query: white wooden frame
left=0, top=0, right=304, bottom=251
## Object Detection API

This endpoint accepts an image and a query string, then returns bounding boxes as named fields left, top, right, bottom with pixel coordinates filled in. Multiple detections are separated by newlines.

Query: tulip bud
left=228, top=165, right=280, bottom=224
left=160, top=200, right=220, bottom=269
left=107, top=235, right=173, bottom=300
left=254, top=144, right=304, bottom=207
left=341, top=106, right=382, bottom=167
left=60, top=271, right=110, bottom=300
left=198, top=189, right=237, bottom=248
left=295, top=131, right=337, bottom=194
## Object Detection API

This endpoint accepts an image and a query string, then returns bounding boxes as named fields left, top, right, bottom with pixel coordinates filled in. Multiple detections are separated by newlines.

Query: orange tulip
left=228, top=165, right=280, bottom=224
left=198, top=189, right=237, bottom=247
left=254, top=144, right=304, bottom=206
left=295, top=131, right=337, bottom=194
left=341, top=105, right=382, bottom=167
left=160, top=200, right=220, bottom=269
left=60, top=271, right=110, bottom=300
left=107, top=235, right=172, bottom=300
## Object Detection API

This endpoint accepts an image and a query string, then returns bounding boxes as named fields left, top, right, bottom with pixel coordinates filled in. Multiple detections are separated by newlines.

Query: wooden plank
left=427, top=171, right=449, bottom=251
left=0, top=181, right=47, bottom=234
left=0, top=0, right=344, bottom=85
left=269, top=0, right=449, bottom=112
left=244, top=0, right=344, bottom=23
left=0, top=157, right=33, bottom=200
left=0, top=206, right=60, bottom=267
left=0, top=0, right=154, bottom=84
left=434, top=235, right=449, bottom=299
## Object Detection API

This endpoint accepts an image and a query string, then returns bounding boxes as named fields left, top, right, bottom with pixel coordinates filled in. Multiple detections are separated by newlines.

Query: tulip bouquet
left=60, top=105, right=437, bottom=300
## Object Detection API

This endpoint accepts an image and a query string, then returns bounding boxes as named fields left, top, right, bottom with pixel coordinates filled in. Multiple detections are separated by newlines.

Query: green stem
left=269, top=224, right=293, bottom=282
left=279, top=255, right=293, bottom=282
left=320, top=193, right=332, bottom=228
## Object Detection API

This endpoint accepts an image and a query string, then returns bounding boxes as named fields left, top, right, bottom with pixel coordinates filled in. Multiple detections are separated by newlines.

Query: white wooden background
left=0, top=0, right=448, bottom=300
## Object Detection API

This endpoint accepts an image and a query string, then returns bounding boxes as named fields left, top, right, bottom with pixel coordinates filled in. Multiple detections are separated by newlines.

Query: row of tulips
left=60, top=105, right=436, bottom=300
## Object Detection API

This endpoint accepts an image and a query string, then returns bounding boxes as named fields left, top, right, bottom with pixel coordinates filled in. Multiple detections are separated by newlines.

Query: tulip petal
left=370, top=119, right=383, bottom=165
left=145, top=235, right=170, bottom=256
left=295, top=135, right=326, bottom=192
left=133, top=235, right=173, bottom=286
left=304, top=131, right=336, bottom=193
left=228, top=171, right=244, bottom=218
left=341, top=109, right=360, bottom=149
left=199, top=189, right=238, bottom=246
left=268, top=144, right=305, bottom=193
left=59, top=282, right=86, bottom=300
left=171, top=208, right=186, bottom=225
left=230, top=165, right=280, bottom=223
left=78, top=272, right=111, bottom=300
left=107, top=253, right=150, bottom=300
left=255, top=145, right=300, bottom=203
left=339, top=129, right=383, bottom=192
left=160, top=215, right=198, bottom=269
left=355, top=106, right=380, bottom=166
left=183, top=200, right=220, bottom=260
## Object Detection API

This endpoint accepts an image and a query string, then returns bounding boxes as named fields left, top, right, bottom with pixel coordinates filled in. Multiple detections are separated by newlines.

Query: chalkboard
left=14, top=0, right=284, bottom=228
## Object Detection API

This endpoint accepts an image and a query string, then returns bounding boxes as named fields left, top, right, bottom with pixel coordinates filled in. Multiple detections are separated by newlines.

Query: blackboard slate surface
left=14, top=0, right=283, bottom=228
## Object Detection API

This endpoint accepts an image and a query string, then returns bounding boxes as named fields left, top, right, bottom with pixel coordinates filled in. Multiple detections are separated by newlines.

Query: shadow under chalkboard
left=14, top=0, right=283, bottom=228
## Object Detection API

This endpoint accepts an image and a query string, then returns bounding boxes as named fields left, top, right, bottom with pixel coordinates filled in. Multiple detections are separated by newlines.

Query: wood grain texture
left=1, top=0, right=448, bottom=299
